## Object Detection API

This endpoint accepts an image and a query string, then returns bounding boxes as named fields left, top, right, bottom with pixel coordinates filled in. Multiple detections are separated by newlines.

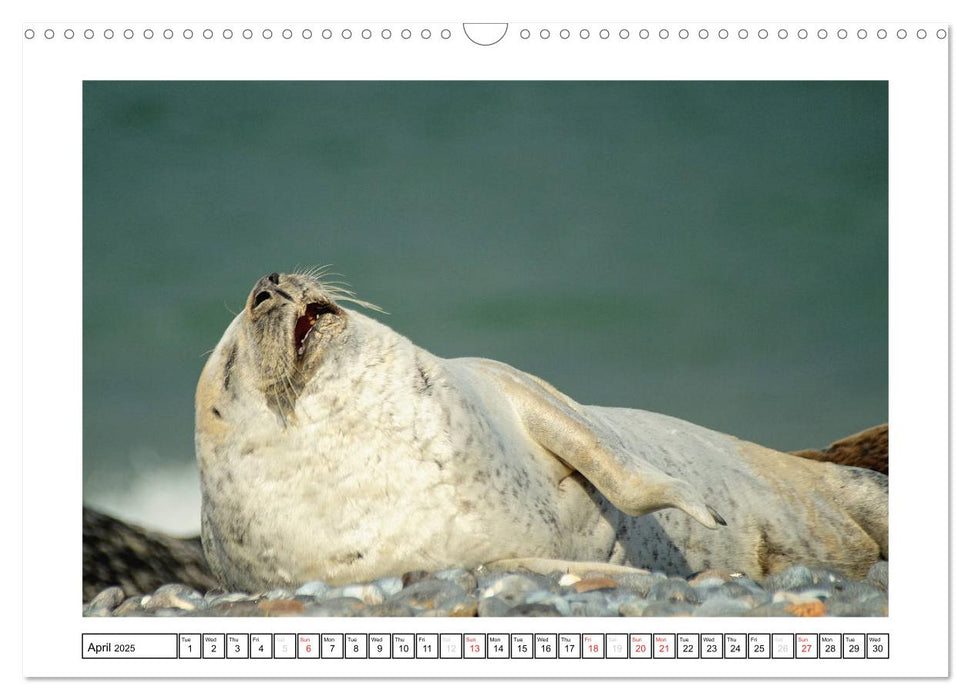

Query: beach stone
left=508, top=603, right=564, bottom=616
left=434, top=569, right=478, bottom=594
left=773, top=591, right=826, bottom=606
left=478, top=596, right=512, bottom=617
left=523, top=591, right=572, bottom=616
left=257, top=599, right=305, bottom=616
left=765, top=565, right=851, bottom=592
left=825, top=596, right=888, bottom=617
left=614, top=571, right=667, bottom=596
left=303, top=597, right=367, bottom=616
left=565, top=591, right=613, bottom=616
left=206, top=591, right=258, bottom=606
left=373, top=576, right=404, bottom=597
left=144, top=584, right=206, bottom=611
left=265, top=588, right=295, bottom=601
left=192, top=601, right=265, bottom=617
left=295, top=581, right=332, bottom=599
left=744, top=602, right=799, bottom=617
left=695, top=597, right=757, bottom=616
left=354, top=602, right=415, bottom=617
left=621, top=600, right=697, bottom=617
left=84, top=586, right=125, bottom=616
left=866, top=561, right=889, bottom=591
left=572, top=577, right=619, bottom=594
left=390, top=578, right=475, bottom=616
left=764, top=565, right=816, bottom=591
left=646, top=578, right=700, bottom=605
left=687, top=570, right=734, bottom=587
left=402, top=568, right=478, bottom=595
left=479, top=574, right=543, bottom=607
left=784, top=600, right=827, bottom=617
left=111, top=597, right=146, bottom=616
left=332, top=583, right=384, bottom=605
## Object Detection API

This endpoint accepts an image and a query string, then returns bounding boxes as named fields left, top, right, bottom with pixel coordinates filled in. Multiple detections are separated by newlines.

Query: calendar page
left=19, top=1, right=949, bottom=681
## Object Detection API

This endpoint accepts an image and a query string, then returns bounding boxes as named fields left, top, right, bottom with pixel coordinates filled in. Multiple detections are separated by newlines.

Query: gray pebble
left=144, top=584, right=206, bottom=611
left=373, top=576, right=404, bottom=597
left=295, top=581, right=331, bottom=599
left=619, top=600, right=697, bottom=617
left=764, top=565, right=816, bottom=591
left=614, top=571, right=667, bottom=596
left=646, top=578, right=700, bottom=605
left=403, top=568, right=478, bottom=595
left=331, top=583, right=384, bottom=605
left=390, top=578, right=474, bottom=616
left=84, top=587, right=125, bottom=616
left=477, top=596, right=511, bottom=617
left=824, top=596, right=888, bottom=617
left=695, top=597, right=757, bottom=616
left=206, top=591, right=258, bottom=606
left=265, top=588, right=295, bottom=601
left=303, top=597, right=368, bottom=616
left=479, top=574, right=543, bottom=607
left=112, top=597, right=147, bottom=616
left=507, top=603, right=563, bottom=616
left=866, top=561, right=889, bottom=591
left=189, top=601, right=265, bottom=617
left=354, top=602, right=415, bottom=617
left=523, top=590, right=572, bottom=616
left=744, top=602, right=799, bottom=617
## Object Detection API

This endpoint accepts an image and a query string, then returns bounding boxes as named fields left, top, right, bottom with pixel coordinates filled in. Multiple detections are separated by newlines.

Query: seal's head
left=242, top=272, right=348, bottom=406
left=197, top=270, right=384, bottom=431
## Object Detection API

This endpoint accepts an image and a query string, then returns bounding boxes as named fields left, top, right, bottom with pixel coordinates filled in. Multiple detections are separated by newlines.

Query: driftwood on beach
left=82, top=424, right=889, bottom=602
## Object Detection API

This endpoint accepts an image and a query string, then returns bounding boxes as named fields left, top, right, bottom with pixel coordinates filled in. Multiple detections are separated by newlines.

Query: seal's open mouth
left=295, top=302, right=338, bottom=358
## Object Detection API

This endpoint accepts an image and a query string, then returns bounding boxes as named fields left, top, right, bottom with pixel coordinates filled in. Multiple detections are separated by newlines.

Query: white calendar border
left=20, top=16, right=947, bottom=679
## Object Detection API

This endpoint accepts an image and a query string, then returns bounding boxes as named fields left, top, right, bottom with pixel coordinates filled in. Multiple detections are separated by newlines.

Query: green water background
left=83, top=81, right=887, bottom=533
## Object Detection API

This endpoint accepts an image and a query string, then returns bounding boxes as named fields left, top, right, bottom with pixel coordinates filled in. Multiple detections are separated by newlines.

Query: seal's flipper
left=470, top=360, right=725, bottom=529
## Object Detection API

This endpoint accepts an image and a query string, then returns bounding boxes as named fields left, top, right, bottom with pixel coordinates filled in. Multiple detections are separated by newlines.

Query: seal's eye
left=295, top=302, right=340, bottom=358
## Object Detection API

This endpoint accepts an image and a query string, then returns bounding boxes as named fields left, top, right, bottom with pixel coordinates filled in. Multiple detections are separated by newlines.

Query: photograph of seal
left=195, top=270, right=889, bottom=594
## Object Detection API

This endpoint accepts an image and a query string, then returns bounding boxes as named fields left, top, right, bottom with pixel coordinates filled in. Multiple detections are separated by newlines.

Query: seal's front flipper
left=471, top=359, right=726, bottom=530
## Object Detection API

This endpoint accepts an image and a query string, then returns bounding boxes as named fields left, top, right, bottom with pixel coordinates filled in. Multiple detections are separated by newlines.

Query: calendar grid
left=82, top=632, right=890, bottom=661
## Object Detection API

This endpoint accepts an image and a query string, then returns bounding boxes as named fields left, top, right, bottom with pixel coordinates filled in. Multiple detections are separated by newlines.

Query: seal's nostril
left=252, top=290, right=272, bottom=310
left=267, top=272, right=280, bottom=285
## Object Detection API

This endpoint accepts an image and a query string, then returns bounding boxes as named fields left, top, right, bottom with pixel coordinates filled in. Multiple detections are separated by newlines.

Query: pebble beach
left=83, top=561, right=888, bottom=618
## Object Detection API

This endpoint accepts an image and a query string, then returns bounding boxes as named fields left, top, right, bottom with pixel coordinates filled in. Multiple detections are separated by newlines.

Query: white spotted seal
left=196, top=271, right=888, bottom=592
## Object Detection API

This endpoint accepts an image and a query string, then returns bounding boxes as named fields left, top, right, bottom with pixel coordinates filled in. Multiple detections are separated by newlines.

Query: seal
left=196, top=271, right=888, bottom=592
